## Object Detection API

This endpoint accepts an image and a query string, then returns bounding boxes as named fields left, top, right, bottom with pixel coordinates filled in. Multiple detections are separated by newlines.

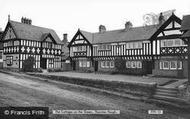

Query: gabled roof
left=149, top=13, right=182, bottom=41
left=181, top=15, right=190, bottom=38
left=74, top=13, right=181, bottom=44
left=94, top=25, right=158, bottom=44
left=80, top=30, right=93, bottom=43
left=181, top=15, right=190, bottom=31
left=68, top=30, right=93, bottom=47
left=79, top=25, right=158, bottom=44
left=4, top=20, right=62, bottom=44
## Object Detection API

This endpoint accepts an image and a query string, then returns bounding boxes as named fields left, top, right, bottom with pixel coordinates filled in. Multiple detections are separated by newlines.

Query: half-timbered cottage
left=68, top=30, right=93, bottom=72
left=150, top=13, right=185, bottom=78
left=69, top=13, right=186, bottom=77
left=69, top=22, right=159, bottom=75
left=1, top=18, right=63, bottom=69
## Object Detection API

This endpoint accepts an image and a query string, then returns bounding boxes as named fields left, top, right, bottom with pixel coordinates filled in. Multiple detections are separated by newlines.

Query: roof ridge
left=9, top=20, right=54, bottom=32
left=8, top=20, right=62, bottom=44
left=92, top=24, right=158, bottom=34
left=79, top=29, right=93, bottom=34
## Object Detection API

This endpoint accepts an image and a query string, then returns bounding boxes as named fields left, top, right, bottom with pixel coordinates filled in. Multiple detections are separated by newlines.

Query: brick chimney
left=99, top=25, right=106, bottom=33
left=63, top=33, right=68, bottom=43
left=125, top=21, right=133, bottom=31
left=21, top=17, right=32, bottom=25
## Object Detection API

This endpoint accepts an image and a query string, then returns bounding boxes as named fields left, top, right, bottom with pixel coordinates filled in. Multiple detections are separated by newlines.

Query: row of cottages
left=68, top=13, right=187, bottom=78
left=1, top=18, right=63, bottom=69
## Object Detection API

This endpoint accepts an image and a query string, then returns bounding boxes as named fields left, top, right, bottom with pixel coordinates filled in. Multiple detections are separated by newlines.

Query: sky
left=0, top=0, right=190, bottom=41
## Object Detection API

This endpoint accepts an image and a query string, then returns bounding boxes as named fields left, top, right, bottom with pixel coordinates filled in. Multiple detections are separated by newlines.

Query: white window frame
left=101, top=61, right=105, bottom=68
left=167, top=40, right=173, bottom=47
left=6, top=56, right=13, bottom=66
left=161, top=39, right=186, bottom=48
left=170, top=61, right=177, bottom=70
left=126, top=61, right=131, bottom=68
left=110, top=61, right=114, bottom=68
left=160, top=61, right=163, bottom=69
left=163, top=61, right=169, bottom=70
left=79, top=61, right=82, bottom=67
left=137, top=42, right=142, bottom=48
left=105, top=61, right=109, bottom=68
left=86, top=61, right=90, bottom=67
left=131, top=61, right=136, bottom=68
left=136, top=61, right=142, bottom=68
left=178, top=61, right=182, bottom=70
left=174, top=39, right=181, bottom=46
left=83, top=61, right=87, bottom=67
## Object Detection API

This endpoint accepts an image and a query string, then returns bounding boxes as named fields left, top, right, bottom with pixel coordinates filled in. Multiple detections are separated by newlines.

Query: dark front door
left=41, top=58, right=47, bottom=69
left=72, top=61, right=76, bottom=70
left=146, top=61, right=153, bottom=74
left=94, top=61, right=98, bottom=72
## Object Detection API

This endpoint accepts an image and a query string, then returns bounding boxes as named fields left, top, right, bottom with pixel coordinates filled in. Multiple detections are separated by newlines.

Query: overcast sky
left=0, top=0, right=190, bottom=41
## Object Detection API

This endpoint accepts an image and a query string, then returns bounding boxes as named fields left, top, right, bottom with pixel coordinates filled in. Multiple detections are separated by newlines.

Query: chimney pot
left=8, top=15, right=10, bottom=21
left=21, top=17, right=32, bottom=25
left=159, top=12, right=165, bottom=24
left=99, top=25, right=106, bottom=33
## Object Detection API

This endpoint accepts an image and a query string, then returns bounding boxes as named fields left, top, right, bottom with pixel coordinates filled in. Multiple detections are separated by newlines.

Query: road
left=0, top=72, right=189, bottom=119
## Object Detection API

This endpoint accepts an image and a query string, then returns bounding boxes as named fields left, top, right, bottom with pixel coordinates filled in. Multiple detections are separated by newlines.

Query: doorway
left=41, top=58, right=47, bottom=69
left=94, top=61, right=98, bottom=72
left=146, top=61, right=153, bottom=74
left=72, top=61, right=76, bottom=70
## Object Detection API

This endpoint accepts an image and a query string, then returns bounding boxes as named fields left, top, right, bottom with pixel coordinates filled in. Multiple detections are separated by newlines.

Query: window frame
left=178, top=61, right=182, bottom=70
left=163, top=61, right=170, bottom=70
left=136, top=61, right=142, bottom=68
left=170, top=61, right=177, bottom=70
left=86, top=61, right=90, bottom=67
left=131, top=61, right=136, bottom=68
left=160, top=61, right=163, bottom=69
left=110, top=61, right=114, bottom=68
left=101, top=61, right=105, bottom=68
left=6, top=56, right=13, bottom=66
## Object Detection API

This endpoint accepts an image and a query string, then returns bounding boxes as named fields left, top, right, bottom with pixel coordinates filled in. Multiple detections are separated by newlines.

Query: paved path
left=42, top=71, right=184, bottom=86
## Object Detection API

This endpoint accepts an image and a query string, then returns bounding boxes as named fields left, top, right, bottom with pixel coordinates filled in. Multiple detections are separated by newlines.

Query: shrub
left=22, top=56, right=35, bottom=72
left=33, top=68, right=43, bottom=73
left=47, top=68, right=54, bottom=72
left=47, top=68, right=63, bottom=72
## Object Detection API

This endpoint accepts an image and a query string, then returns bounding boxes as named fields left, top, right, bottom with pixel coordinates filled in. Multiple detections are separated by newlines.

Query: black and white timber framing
left=1, top=18, right=63, bottom=69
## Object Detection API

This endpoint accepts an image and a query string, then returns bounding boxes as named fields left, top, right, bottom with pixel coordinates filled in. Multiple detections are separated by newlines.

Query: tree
left=114, top=57, right=126, bottom=72
left=22, top=56, right=35, bottom=72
